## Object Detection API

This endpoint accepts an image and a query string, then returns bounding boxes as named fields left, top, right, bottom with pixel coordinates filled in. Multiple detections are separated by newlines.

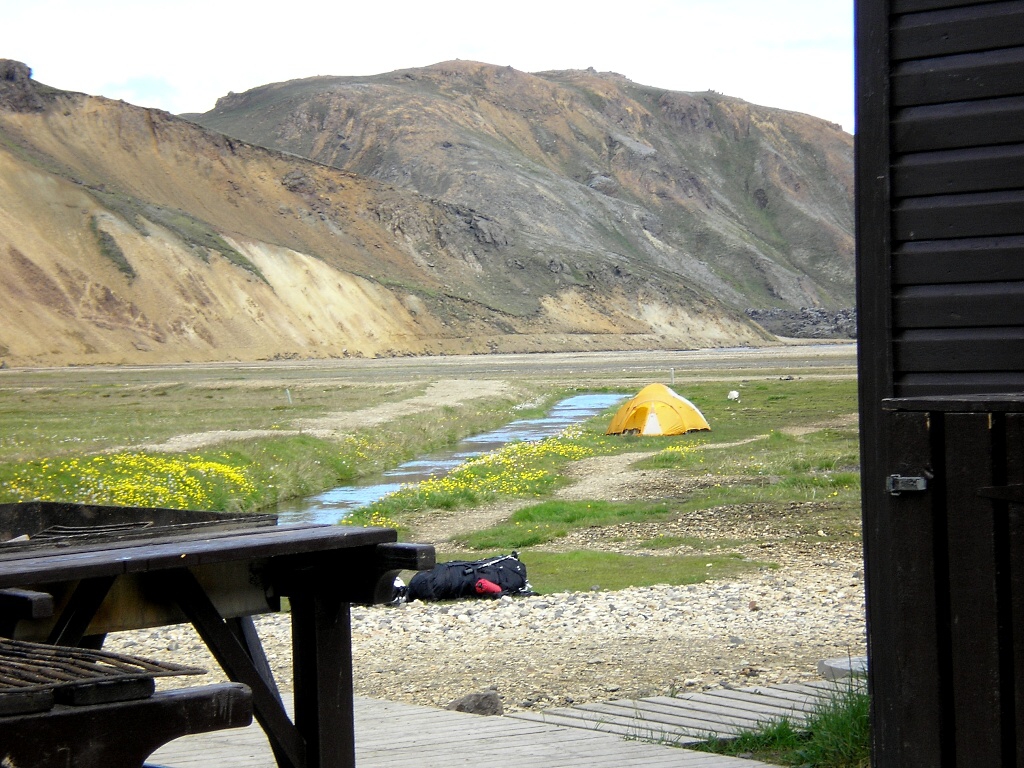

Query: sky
left=1, top=0, right=854, bottom=133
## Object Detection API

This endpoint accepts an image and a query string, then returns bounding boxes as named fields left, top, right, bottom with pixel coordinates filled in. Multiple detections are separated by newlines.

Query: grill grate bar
left=32, top=522, right=154, bottom=540
left=0, top=638, right=205, bottom=693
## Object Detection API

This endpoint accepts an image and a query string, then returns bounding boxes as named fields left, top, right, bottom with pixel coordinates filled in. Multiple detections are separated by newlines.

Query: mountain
left=196, top=61, right=854, bottom=311
left=0, top=59, right=851, bottom=368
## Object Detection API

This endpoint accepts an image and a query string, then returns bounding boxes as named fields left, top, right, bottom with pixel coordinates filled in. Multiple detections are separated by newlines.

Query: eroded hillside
left=198, top=61, right=855, bottom=312
left=0, top=59, right=848, bottom=368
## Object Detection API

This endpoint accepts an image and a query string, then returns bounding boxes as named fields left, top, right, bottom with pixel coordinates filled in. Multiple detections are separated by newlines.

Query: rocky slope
left=196, top=61, right=854, bottom=313
left=0, top=59, right=851, bottom=368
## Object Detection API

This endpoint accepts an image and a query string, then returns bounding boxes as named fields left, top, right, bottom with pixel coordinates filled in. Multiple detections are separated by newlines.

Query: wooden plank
left=894, top=95, right=1024, bottom=152
left=872, top=410, right=946, bottom=767
left=527, top=702, right=746, bottom=738
left=894, top=329, right=1024, bottom=371
left=1, top=682, right=252, bottom=768
left=1005, top=413, right=1024, bottom=766
left=0, top=523, right=387, bottom=565
left=893, top=282, right=1024, bottom=327
left=893, top=236, right=1024, bottom=285
left=576, top=699, right=776, bottom=732
left=893, top=143, right=1024, bottom=197
left=893, top=46, right=1024, bottom=107
left=353, top=719, right=600, bottom=752
left=692, top=689, right=822, bottom=714
left=623, top=698, right=800, bottom=731
left=0, top=521, right=324, bottom=564
left=152, top=693, right=790, bottom=768
left=892, top=2, right=1024, bottom=60
left=290, top=591, right=355, bottom=768
left=156, top=568, right=306, bottom=768
left=894, top=0, right=1008, bottom=13
left=506, top=709, right=694, bottom=739
left=47, top=575, right=115, bottom=646
left=854, top=0, right=901, bottom=754
left=772, top=680, right=868, bottom=699
left=724, top=684, right=835, bottom=704
left=943, top=412, right=1004, bottom=765
left=886, top=394, right=1024, bottom=413
left=654, top=691, right=819, bottom=721
left=894, top=190, right=1024, bottom=241
left=854, top=0, right=896, bottom=407
left=897, top=371, right=1024, bottom=396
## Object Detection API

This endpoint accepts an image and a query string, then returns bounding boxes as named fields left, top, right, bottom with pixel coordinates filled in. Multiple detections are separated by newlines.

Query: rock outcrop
left=196, top=61, right=855, bottom=314
left=746, top=308, right=857, bottom=339
left=0, top=59, right=44, bottom=112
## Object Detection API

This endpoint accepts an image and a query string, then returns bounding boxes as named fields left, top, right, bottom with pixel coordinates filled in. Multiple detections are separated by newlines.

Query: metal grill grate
left=0, top=638, right=204, bottom=693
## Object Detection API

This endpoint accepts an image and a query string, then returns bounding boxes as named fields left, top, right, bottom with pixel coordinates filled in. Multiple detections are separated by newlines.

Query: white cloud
left=0, top=0, right=853, bottom=130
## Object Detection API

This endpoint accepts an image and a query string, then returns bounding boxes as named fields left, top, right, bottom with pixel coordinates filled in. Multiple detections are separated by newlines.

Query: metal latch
left=886, top=475, right=928, bottom=495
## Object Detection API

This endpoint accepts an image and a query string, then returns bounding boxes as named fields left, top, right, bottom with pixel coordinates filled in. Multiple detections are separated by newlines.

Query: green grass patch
left=692, top=679, right=870, bottom=767
left=662, top=377, right=858, bottom=445
left=0, top=378, right=412, bottom=462
left=89, top=216, right=135, bottom=278
left=694, top=719, right=807, bottom=764
left=349, top=424, right=608, bottom=525
left=440, top=550, right=767, bottom=594
left=640, top=424, right=862, bottom=531
left=458, top=499, right=673, bottom=549
left=354, top=377, right=860, bottom=542
left=0, top=364, right=859, bottom=541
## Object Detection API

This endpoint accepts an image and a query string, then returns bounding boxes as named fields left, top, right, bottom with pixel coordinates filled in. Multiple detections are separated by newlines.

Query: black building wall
left=856, top=0, right=1024, bottom=764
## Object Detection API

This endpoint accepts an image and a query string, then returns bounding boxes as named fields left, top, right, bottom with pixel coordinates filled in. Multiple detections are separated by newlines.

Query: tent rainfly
left=606, top=383, right=710, bottom=436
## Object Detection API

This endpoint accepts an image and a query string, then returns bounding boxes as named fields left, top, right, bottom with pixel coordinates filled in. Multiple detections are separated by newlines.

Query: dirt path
left=295, top=379, right=515, bottom=436
left=127, top=378, right=514, bottom=453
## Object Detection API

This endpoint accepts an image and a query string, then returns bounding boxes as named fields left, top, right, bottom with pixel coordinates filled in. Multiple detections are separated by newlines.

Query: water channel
left=274, top=393, right=627, bottom=526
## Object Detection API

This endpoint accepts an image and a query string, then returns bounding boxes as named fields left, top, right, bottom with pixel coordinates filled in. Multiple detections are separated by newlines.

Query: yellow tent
left=606, top=383, right=710, bottom=436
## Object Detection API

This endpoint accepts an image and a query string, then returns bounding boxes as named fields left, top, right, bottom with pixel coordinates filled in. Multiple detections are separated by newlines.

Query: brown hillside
left=198, top=61, right=854, bottom=312
left=0, top=60, right=847, bottom=368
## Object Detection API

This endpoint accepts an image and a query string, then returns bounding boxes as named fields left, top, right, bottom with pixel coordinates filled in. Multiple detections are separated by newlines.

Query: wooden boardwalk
left=509, top=680, right=857, bottom=745
left=149, top=693, right=781, bottom=767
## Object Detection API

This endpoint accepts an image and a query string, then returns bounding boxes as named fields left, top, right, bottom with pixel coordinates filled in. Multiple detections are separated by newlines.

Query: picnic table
left=0, top=515, right=434, bottom=768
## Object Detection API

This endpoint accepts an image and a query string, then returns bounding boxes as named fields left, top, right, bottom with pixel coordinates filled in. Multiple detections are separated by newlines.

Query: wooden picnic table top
left=0, top=523, right=398, bottom=588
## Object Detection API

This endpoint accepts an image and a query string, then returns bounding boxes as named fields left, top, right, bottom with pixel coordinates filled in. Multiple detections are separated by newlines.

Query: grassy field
left=0, top=367, right=553, bottom=510
left=0, top=349, right=860, bottom=594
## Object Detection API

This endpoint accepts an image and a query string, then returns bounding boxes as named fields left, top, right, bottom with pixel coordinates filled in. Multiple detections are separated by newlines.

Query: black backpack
left=405, top=552, right=536, bottom=601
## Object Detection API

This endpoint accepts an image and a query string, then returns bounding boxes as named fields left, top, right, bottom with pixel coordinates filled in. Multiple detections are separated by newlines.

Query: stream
left=273, top=393, right=626, bottom=526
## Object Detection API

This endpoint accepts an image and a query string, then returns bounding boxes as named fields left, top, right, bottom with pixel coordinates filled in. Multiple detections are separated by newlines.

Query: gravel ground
left=107, top=542, right=864, bottom=713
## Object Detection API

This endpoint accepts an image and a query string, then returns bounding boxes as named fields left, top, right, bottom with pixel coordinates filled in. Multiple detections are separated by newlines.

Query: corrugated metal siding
left=888, top=0, right=1024, bottom=395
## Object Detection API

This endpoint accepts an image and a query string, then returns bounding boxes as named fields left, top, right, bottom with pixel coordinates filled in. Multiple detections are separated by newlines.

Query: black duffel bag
left=406, top=552, right=536, bottom=601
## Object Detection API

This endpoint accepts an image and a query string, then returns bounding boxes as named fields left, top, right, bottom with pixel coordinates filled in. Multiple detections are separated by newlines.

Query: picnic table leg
left=151, top=569, right=305, bottom=768
left=47, top=575, right=115, bottom=646
left=289, top=590, right=355, bottom=768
